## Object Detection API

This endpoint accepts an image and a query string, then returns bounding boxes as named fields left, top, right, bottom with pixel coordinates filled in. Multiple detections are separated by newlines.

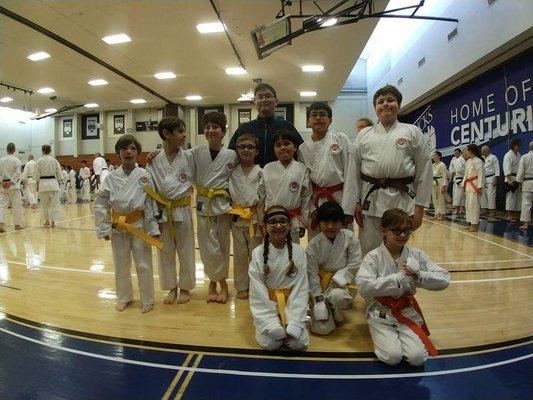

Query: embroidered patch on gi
left=396, top=138, right=408, bottom=149
left=330, top=143, right=341, bottom=154
left=289, top=181, right=300, bottom=192
left=139, top=176, right=149, bottom=185
left=226, top=162, right=233, bottom=171
left=179, top=172, right=188, bottom=182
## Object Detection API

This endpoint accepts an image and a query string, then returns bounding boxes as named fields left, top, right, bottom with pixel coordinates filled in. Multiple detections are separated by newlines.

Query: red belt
left=464, top=176, right=480, bottom=193
left=311, top=182, right=344, bottom=208
left=375, top=294, right=438, bottom=357
left=288, top=207, right=306, bottom=227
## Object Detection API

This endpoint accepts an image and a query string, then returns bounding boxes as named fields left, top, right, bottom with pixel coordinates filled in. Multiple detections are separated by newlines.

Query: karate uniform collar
left=377, top=120, right=399, bottom=133
left=380, top=241, right=409, bottom=268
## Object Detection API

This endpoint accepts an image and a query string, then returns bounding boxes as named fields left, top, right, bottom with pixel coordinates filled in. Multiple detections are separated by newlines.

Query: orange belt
left=111, top=209, right=163, bottom=249
left=318, top=268, right=334, bottom=291
left=464, top=176, right=480, bottom=193
left=268, top=287, right=292, bottom=327
left=375, top=294, right=438, bottom=357
left=312, top=182, right=344, bottom=208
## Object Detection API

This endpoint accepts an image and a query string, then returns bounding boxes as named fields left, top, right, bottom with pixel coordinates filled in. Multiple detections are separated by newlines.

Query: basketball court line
left=0, top=214, right=94, bottom=237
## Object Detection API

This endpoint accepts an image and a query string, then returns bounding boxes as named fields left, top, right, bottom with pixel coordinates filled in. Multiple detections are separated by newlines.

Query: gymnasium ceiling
left=0, top=0, right=386, bottom=114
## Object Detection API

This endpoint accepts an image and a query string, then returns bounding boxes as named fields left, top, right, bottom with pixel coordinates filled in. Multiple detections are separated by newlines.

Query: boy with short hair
left=35, top=144, right=63, bottom=227
left=80, top=161, right=91, bottom=202
left=0, top=142, right=23, bottom=232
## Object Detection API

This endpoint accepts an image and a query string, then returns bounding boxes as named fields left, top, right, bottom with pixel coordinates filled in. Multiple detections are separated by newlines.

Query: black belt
left=2, top=179, right=10, bottom=182
left=40, top=176, right=56, bottom=179
left=524, top=177, right=533, bottom=181
left=361, top=174, right=415, bottom=210
left=510, top=173, right=517, bottom=176
left=455, top=176, right=463, bottom=184
left=102, top=168, right=108, bottom=170
left=486, top=173, right=495, bottom=178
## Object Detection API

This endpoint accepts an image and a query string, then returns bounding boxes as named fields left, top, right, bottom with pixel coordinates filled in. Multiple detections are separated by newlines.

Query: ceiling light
left=88, top=79, right=108, bottom=86
left=102, top=33, right=131, bottom=44
left=302, top=65, right=324, bottom=72
left=130, top=98, right=146, bottom=104
left=320, top=18, right=337, bottom=27
left=154, top=72, right=176, bottom=80
left=84, top=103, right=99, bottom=108
left=44, top=108, right=57, bottom=113
left=196, top=22, right=224, bottom=33
left=237, top=92, right=254, bottom=102
left=225, top=67, right=247, bottom=75
left=27, top=51, right=51, bottom=61
left=300, top=91, right=317, bottom=97
left=37, top=87, right=55, bottom=94
left=185, top=95, right=202, bottom=101
left=0, top=97, right=13, bottom=103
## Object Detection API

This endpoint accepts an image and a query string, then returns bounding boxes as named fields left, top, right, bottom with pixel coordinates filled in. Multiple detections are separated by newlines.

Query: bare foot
left=237, top=290, right=249, bottom=300
left=43, top=221, right=50, bottom=228
left=177, top=289, right=191, bottom=304
left=50, top=221, right=56, bottom=228
left=141, top=304, right=153, bottom=314
left=468, top=225, right=478, bottom=232
left=163, top=287, right=177, bottom=305
left=207, top=281, right=218, bottom=303
left=116, top=302, right=130, bottom=311
left=14, top=225, right=23, bottom=230
left=217, top=280, right=229, bottom=304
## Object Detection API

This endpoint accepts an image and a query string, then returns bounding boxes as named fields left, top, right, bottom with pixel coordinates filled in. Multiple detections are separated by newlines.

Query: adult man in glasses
left=229, top=83, right=303, bottom=167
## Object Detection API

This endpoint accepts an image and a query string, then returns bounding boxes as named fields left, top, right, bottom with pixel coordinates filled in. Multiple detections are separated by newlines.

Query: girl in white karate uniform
left=94, top=135, right=161, bottom=313
left=431, top=151, right=447, bottom=220
left=462, top=144, right=485, bottom=232
left=356, top=208, right=449, bottom=366
left=249, top=205, right=309, bottom=351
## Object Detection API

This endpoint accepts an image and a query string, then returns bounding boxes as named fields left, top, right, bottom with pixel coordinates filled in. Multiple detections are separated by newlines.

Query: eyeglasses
left=237, top=144, right=257, bottom=150
left=267, top=218, right=289, bottom=227
left=390, top=227, right=412, bottom=236
left=308, top=111, right=329, bottom=118
left=255, top=93, right=275, bottom=101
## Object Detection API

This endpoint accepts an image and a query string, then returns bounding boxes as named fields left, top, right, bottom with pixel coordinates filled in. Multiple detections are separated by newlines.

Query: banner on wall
left=114, top=114, right=125, bottom=134
left=82, top=114, right=99, bottom=140
left=62, top=119, right=73, bottom=139
left=238, top=109, right=251, bottom=127
left=135, top=120, right=158, bottom=132
left=402, top=50, right=532, bottom=164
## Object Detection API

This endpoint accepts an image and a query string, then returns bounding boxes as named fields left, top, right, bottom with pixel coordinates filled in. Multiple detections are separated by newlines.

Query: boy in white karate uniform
left=306, top=201, right=361, bottom=335
left=462, top=144, right=485, bottom=232
left=21, top=154, right=37, bottom=208
left=298, top=102, right=356, bottom=239
left=356, top=208, right=449, bottom=366
left=249, top=205, right=309, bottom=350
left=94, top=135, right=161, bottom=313
left=0, top=142, right=23, bottom=232
left=480, top=145, right=500, bottom=218
left=431, top=151, right=447, bottom=220
left=258, top=129, right=312, bottom=244
left=450, top=149, right=466, bottom=216
left=66, top=166, right=77, bottom=204
left=229, top=134, right=263, bottom=300
left=191, top=111, right=237, bottom=304
left=79, top=161, right=91, bottom=202
left=34, top=144, right=62, bottom=227
left=146, top=117, right=196, bottom=305
left=503, top=138, right=522, bottom=221
left=516, top=141, right=532, bottom=230
left=60, top=165, right=69, bottom=204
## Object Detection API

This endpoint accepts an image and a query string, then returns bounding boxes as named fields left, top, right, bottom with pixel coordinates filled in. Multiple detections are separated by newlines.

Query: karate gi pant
left=359, top=215, right=383, bottom=256
left=231, top=222, right=261, bottom=292
left=506, top=188, right=521, bottom=212
left=465, top=192, right=481, bottom=225
left=310, top=287, right=355, bottom=335
left=197, top=213, right=231, bottom=282
left=520, top=191, right=532, bottom=223
left=67, top=186, right=77, bottom=204
left=39, top=190, right=59, bottom=222
left=431, top=186, right=446, bottom=215
left=157, top=215, right=196, bottom=291
left=0, top=189, right=22, bottom=226
left=480, top=177, right=497, bottom=210
left=81, top=180, right=90, bottom=201
left=111, top=230, right=154, bottom=306
left=25, top=182, right=38, bottom=206
left=257, top=326, right=309, bottom=351
left=452, top=182, right=465, bottom=207
left=367, top=313, right=428, bottom=366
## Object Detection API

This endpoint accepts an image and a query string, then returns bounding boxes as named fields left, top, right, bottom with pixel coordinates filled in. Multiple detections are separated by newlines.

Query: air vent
left=397, top=77, right=403, bottom=85
left=448, top=27, right=458, bottom=42
left=418, top=57, right=426, bottom=68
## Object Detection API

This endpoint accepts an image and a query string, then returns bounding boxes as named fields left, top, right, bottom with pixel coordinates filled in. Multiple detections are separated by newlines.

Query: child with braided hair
left=248, top=205, right=309, bottom=350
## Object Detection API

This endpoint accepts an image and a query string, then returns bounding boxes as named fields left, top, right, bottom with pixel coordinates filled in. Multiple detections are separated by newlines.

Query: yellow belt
left=268, top=287, right=292, bottom=327
left=228, top=202, right=257, bottom=237
left=318, top=267, right=357, bottom=291
left=145, top=186, right=191, bottom=243
left=196, top=185, right=230, bottom=216
left=111, top=209, right=163, bottom=249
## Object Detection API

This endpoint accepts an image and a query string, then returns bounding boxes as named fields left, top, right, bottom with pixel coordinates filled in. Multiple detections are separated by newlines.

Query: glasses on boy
left=237, top=144, right=257, bottom=150
left=308, top=111, right=329, bottom=119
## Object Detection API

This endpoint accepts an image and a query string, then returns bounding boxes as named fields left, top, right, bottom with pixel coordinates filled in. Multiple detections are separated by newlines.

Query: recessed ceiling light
left=102, top=33, right=131, bottom=44
left=302, top=65, right=324, bottom=72
left=88, top=79, right=108, bottom=86
left=320, top=18, right=337, bottom=27
left=196, top=22, right=224, bottom=33
left=37, top=87, right=55, bottom=94
left=225, top=67, right=247, bottom=75
left=185, top=95, right=202, bottom=101
left=84, top=103, right=99, bottom=108
left=27, top=51, right=51, bottom=61
left=130, top=99, right=146, bottom=104
left=154, top=72, right=176, bottom=80
left=45, top=108, right=57, bottom=113
left=0, top=97, right=13, bottom=103
left=237, top=92, right=254, bottom=102
left=300, top=91, right=317, bottom=97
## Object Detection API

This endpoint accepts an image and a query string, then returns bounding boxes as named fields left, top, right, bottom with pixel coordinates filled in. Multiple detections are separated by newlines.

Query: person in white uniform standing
left=503, top=138, right=522, bottom=221
left=93, top=152, right=108, bottom=189
left=431, top=151, right=447, bottom=220
left=517, top=141, right=533, bottom=230
left=462, top=144, right=485, bottom=232
left=21, top=154, right=37, bottom=208
left=480, top=145, right=500, bottom=219
left=34, top=144, right=62, bottom=227
left=0, top=142, right=23, bottom=232
left=79, top=161, right=91, bottom=202
left=450, top=150, right=466, bottom=216
left=354, top=85, right=432, bottom=256
left=66, top=166, right=77, bottom=204
left=356, top=208, right=449, bottom=366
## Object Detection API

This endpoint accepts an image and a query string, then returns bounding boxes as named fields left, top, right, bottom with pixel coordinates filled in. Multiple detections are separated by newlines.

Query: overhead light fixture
left=44, top=108, right=57, bottom=113
left=196, top=22, right=224, bottom=33
left=37, top=87, right=54, bottom=94
left=185, top=95, right=202, bottom=101
left=130, top=98, right=146, bottom=104
left=88, top=79, right=108, bottom=86
left=225, top=67, right=247, bottom=75
left=84, top=103, right=99, bottom=108
left=320, top=18, right=337, bottom=27
left=0, top=97, right=13, bottom=103
left=154, top=72, right=176, bottom=80
left=300, top=91, right=317, bottom=97
left=302, top=65, right=324, bottom=72
left=237, top=91, right=254, bottom=102
left=27, top=51, right=51, bottom=61
left=102, top=33, right=131, bottom=44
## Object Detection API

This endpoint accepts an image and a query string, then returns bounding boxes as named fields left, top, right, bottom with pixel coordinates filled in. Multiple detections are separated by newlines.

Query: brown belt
left=361, top=174, right=415, bottom=210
